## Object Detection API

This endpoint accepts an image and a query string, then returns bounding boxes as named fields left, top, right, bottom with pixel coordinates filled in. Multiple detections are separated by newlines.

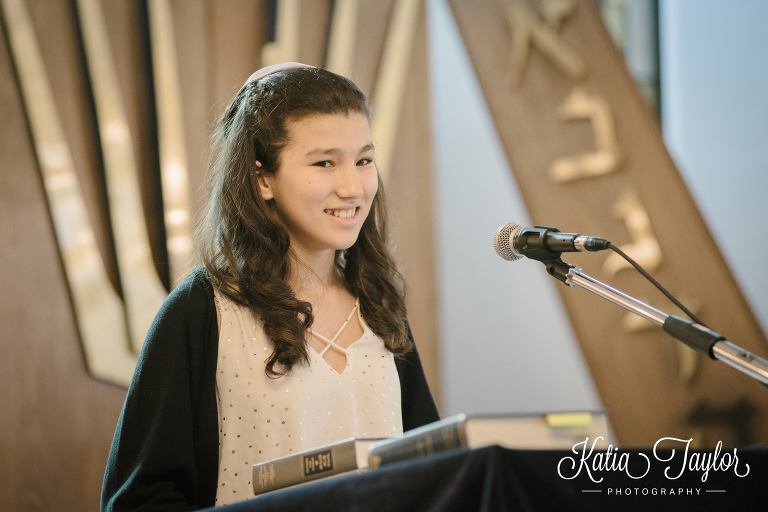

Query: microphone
left=493, top=223, right=610, bottom=262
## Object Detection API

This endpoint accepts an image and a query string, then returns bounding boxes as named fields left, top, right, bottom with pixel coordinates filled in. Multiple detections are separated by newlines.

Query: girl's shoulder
left=145, top=268, right=216, bottom=341
left=165, top=267, right=215, bottom=312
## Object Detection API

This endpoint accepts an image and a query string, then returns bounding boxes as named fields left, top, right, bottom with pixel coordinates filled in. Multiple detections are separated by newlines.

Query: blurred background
left=1, top=0, right=766, bottom=509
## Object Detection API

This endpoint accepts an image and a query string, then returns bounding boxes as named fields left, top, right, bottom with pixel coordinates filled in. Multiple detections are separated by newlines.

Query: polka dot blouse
left=213, top=289, right=403, bottom=506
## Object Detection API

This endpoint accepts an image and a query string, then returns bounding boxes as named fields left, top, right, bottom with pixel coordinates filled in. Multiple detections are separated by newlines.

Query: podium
left=203, top=444, right=768, bottom=511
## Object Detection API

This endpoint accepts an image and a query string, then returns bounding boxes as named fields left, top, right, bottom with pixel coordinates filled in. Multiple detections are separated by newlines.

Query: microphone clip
left=516, top=225, right=570, bottom=262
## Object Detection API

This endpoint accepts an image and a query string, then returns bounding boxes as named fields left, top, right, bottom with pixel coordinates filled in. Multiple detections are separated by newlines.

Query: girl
left=101, top=63, right=439, bottom=510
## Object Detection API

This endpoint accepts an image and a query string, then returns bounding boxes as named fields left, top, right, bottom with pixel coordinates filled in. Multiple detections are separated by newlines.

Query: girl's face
left=257, top=113, right=378, bottom=258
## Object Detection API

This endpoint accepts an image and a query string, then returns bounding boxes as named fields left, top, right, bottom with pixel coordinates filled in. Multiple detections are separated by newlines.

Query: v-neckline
left=308, top=299, right=364, bottom=374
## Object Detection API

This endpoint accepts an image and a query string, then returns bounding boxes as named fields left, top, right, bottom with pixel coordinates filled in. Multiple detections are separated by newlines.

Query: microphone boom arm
left=543, top=258, right=768, bottom=387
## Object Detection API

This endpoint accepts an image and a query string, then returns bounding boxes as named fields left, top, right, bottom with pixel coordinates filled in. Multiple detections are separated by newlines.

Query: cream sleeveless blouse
left=213, top=289, right=403, bottom=506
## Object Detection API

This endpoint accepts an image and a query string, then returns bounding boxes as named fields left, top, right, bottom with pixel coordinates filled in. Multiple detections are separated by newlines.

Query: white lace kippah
left=235, top=62, right=314, bottom=96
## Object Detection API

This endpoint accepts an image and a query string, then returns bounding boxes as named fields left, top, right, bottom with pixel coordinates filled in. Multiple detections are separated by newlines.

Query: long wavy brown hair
left=195, top=67, right=411, bottom=377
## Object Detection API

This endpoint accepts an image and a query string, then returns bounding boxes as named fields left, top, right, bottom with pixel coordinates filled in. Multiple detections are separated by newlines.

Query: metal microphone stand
left=542, top=258, right=768, bottom=387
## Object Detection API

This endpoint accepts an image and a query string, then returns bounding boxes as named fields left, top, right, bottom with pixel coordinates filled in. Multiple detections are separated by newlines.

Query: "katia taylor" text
left=557, top=437, right=750, bottom=483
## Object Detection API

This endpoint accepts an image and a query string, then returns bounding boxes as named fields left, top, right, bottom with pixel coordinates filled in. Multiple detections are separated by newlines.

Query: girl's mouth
left=324, top=207, right=358, bottom=219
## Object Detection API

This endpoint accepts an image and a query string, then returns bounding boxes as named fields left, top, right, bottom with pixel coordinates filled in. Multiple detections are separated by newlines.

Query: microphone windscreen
left=493, top=223, right=523, bottom=261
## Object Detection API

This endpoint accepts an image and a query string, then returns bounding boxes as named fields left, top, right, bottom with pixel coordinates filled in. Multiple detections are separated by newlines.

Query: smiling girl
left=101, top=64, right=439, bottom=510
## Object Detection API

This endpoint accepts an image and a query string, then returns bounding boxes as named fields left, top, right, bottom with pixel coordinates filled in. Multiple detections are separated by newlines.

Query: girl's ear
left=254, top=160, right=274, bottom=200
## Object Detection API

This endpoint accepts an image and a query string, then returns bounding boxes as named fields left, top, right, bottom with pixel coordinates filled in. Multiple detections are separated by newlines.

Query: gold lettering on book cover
left=303, top=450, right=334, bottom=475
left=257, top=464, right=276, bottom=488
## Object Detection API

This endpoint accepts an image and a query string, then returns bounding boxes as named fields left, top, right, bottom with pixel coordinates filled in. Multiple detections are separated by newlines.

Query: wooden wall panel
left=168, top=0, right=211, bottom=222
left=100, top=0, right=169, bottom=288
left=24, top=0, right=119, bottom=291
left=0, top=6, right=125, bottom=510
left=205, top=0, right=268, bottom=122
left=352, top=0, right=395, bottom=95
left=297, top=0, right=331, bottom=67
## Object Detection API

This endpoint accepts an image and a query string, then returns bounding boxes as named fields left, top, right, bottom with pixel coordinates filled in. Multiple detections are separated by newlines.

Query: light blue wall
left=427, top=0, right=768, bottom=418
left=660, top=0, right=768, bottom=336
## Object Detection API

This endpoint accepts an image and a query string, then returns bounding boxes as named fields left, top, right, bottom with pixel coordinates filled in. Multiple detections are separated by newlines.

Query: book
left=252, top=437, right=382, bottom=496
left=367, top=411, right=612, bottom=469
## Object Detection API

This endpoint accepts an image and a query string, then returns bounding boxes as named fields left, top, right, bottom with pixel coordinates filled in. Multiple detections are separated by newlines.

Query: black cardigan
left=101, top=269, right=440, bottom=511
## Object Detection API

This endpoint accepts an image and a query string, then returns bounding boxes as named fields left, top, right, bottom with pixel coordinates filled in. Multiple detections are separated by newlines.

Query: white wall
left=660, top=0, right=768, bottom=337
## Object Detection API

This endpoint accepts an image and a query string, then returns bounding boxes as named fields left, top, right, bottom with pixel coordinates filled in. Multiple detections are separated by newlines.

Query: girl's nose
left=336, top=164, right=364, bottom=199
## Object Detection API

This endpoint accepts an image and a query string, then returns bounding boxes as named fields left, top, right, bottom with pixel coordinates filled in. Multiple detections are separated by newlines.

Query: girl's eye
left=313, top=160, right=333, bottom=168
left=357, top=158, right=373, bottom=166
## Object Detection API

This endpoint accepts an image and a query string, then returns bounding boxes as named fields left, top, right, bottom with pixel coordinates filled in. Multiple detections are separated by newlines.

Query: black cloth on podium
left=205, top=444, right=768, bottom=512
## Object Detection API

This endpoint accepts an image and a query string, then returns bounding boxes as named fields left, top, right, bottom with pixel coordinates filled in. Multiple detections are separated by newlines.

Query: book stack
left=253, top=411, right=611, bottom=496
